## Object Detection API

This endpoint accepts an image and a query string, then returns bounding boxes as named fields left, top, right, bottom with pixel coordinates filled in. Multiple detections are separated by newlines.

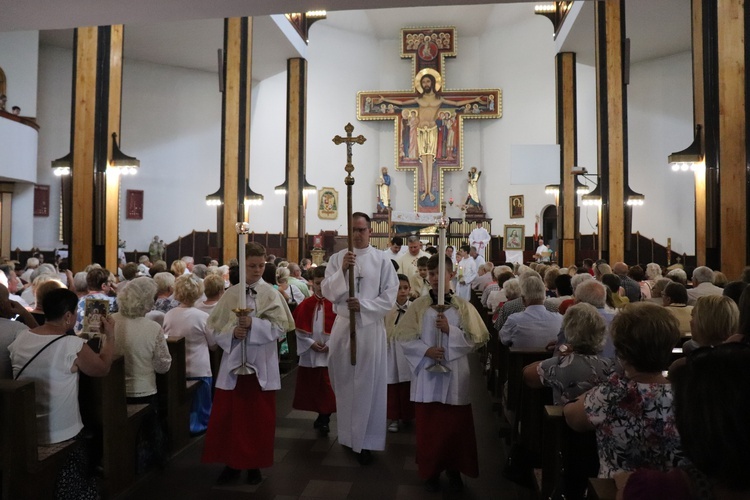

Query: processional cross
left=357, top=27, right=502, bottom=213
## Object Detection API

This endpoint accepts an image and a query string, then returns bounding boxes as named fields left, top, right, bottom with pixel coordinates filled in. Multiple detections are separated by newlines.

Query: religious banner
left=33, top=184, right=49, bottom=217
left=357, top=27, right=501, bottom=213
left=318, top=187, right=338, bottom=219
left=126, top=189, right=143, bottom=220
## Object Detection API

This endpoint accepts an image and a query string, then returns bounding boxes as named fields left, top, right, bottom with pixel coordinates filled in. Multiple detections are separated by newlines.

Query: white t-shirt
left=9, top=331, right=86, bottom=444
left=163, top=307, right=215, bottom=378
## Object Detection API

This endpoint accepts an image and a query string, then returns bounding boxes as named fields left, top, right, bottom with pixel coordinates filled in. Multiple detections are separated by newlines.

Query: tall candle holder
left=232, top=221, right=255, bottom=375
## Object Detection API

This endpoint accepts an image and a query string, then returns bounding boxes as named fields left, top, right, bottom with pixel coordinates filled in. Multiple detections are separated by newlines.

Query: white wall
left=119, top=58, right=221, bottom=251
left=627, top=51, right=695, bottom=255
left=34, top=45, right=222, bottom=252
left=0, top=31, right=39, bottom=116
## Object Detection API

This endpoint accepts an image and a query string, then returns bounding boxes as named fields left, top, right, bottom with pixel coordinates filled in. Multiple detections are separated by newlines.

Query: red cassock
left=202, top=375, right=275, bottom=470
left=414, top=402, right=479, bottom=479
left=291, top=296, right=337, bottom=414
left=387, top=381, right=414, bottom=421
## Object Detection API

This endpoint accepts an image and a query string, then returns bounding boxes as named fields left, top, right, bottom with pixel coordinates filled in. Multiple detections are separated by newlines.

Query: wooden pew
left=0, top=379, right=78, bottom=499
left=541, top=405, right=600, bottom=499
left=157, top=337, right=200, bottom=454
left=588, top=478, right=616, bottom=500
left=79, top=356, right=151, bottom=498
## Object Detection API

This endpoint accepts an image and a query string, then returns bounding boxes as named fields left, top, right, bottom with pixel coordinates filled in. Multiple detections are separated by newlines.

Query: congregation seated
left=194, top=273, right=225, bottom=314
left=671, top=295, right=738, bottom=373
left=666, top=267, right=688, bottom=286
left=152, top=271, right=179, bottom=315
left=555, top=279, right=617, bottom=359
left=8, top=288, right=114, bottom=497
left=557, top=272, right=594, bottom=315
left=28, top=278, right=66, bottom=325
left=0, top=283, right=38, bottom=376
left=645, top=277, right=671, bottom=304
left=543, top=273, right=573, bottom=313
left=482, top=265, right=512, bottom=310
left=620, top=344, right=750, bottom=499
left=602, top=273, right=629, bottom=309
left=687, top=266, right=724, bottom=305
left=491, top=276, right=520, bottom=324
left=613, top=262, right=642, bottom=303
left=472, top=262, right=494, bottom=292
left=170, top=259, right=187, bottom=277
left=722, top=280, right=748, bottom=305
left=639, top=262, right=663, bottom=299
left=662, top=282, right=693, bottom=335
left=499, top=273, right=562, bottom=349
left=74, top=267, right=118, bottom=334
left=523, top=303, right=613, bottom=405
left=542, top=267, right=559, bottom=298
left=163, top=274, right=216, bottom=435
left=564, top=303, right=686, bottom=478
left=712, top=270, right=728, bottom=288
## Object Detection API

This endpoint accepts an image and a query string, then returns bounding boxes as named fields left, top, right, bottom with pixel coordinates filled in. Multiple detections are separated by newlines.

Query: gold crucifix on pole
left=332, top=123, right=366, bottom=365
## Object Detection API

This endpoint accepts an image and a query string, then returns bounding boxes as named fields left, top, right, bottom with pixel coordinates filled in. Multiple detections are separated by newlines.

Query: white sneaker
left=388, top=421, right=399, bottom=433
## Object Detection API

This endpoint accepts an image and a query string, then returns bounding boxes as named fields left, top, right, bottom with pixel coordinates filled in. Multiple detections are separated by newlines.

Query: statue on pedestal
left=465, top=167, right=483, bottom=213
left=377, top=166, right=391, bottom=213
left=149, top=235, right=165, bottom=263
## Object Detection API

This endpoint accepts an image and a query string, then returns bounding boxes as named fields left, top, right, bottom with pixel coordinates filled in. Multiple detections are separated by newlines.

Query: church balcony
left=0, top=111, right=38, bottom=183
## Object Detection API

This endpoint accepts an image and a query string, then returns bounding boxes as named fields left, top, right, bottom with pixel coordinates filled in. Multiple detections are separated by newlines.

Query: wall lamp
left=625, top=186, right=645, bottom=206
left=274, top=178, right=288, bottom=195
left=245, top=183, right=264, bottom=206
left=669, top=124, right=703, bottom=172
left=110, top=132, right=140, bottom=175
left=303, top=178, right=317, bottom=195
left=205, top=189, right=223, bottom=206
left=544, top=184, right=560, bottom=196
left=51, top=151, right=72, bottom=176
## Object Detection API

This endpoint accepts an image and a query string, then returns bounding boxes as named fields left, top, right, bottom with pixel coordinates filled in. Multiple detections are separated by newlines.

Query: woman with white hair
left=152, top=271, right=179, bottom=313
left=164, top=275, right=216, bottom=435
left=113, top=277, right=172, bottom=470
left=276, top=266, right=304, bottom=306
left=640, top=263, right=663, bottom=299
left=114, top=277, right=172, bottom=400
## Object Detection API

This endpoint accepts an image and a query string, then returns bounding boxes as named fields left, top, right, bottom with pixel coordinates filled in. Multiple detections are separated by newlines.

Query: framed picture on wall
left=509, top=195, right=524, bottom=219
left=126, top=190, right=143, bottom=220
left=318, top=187, right=338, bottom=220
left=34, top=184, right=49, bottom=217
left=503, top=224, right=525, bottom=251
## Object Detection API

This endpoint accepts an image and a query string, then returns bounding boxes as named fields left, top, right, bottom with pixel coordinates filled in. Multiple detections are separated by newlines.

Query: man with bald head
left=397, top=236, right=429, bottom=279
left=613, top=262, right=641, bottom=303
left=556, top=279, right=616, bottom=359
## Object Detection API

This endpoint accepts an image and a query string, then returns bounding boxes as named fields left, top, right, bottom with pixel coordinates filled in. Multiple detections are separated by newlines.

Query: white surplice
left=385, top=301, right=412, bottom=384
left=322, top=245, right=399, bottom=453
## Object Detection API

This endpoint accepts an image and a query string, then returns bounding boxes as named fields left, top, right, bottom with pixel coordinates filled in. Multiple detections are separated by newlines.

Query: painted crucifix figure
left=357, top=27, right=501, bottom=213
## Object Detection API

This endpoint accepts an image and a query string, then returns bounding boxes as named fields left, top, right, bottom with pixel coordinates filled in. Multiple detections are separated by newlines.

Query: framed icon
left=509, top=194, right=524, bottom=219
left=503, top=224, right=525, bottom=251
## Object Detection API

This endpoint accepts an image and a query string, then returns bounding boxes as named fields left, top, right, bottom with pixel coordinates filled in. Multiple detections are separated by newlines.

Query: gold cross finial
left=333, top=123, right=366, bottom=185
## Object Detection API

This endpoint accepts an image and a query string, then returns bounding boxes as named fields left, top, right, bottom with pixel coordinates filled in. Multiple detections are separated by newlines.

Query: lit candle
left=437, top=221, right=446, bottom=306
left=237, top=225, right=246, bottom=309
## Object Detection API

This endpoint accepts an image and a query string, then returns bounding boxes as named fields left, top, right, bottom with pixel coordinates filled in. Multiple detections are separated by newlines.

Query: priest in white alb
left=321, top=212, right=399, bottom=465
left=468, top=221, right=490, bottom=253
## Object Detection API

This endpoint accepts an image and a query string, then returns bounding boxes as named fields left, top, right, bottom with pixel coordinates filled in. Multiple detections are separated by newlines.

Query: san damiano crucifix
left=357, top=27, right=502, bottom=213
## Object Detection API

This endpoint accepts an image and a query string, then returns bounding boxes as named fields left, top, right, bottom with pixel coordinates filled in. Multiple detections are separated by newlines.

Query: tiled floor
left=120, top=354, right=534, bottom=499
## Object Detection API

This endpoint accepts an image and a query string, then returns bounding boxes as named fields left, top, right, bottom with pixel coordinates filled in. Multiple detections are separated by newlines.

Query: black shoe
left=313, top=416, right=323, bottom=429
left=216, top=466, right=240, bottom=485
left=446, top=470, right=463, bottom=492
left=357, top=449, right=373, bottom=465
left=318, top=424, right=330, bottom=436
left=424, top=475, right=440, bottom=492
left=246, top=468, right=262, bottom=485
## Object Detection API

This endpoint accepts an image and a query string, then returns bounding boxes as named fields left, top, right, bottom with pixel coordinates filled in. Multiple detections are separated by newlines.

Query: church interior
left=2, top=0, right=750, bottom=498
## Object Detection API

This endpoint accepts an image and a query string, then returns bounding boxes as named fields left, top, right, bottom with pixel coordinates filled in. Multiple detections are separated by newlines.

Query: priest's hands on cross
left=347, top=298, right=360, bottom=312
left=233, top=315, right=253, bottom=340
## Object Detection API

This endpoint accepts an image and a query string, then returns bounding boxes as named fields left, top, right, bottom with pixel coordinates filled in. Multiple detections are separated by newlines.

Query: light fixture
left=545, top=184, right=560, bottom=195
left=303, top=178, right=317, bottom=195
left=51, top=151, right=72, bottom=176
left=575, top=177, right=590, bottom=195
left=581, top=182, right=602, bottom=206
left=244, top=183, right=264, bottom=206
left=110, top=132, right=140, bottom=175
left=274, top=178, right=288, bottom=195
left=205, top=188, right=223, bottom=206
left=668, top=125, right=703, bottom=172
left=625, top=186, right=645, bottom=206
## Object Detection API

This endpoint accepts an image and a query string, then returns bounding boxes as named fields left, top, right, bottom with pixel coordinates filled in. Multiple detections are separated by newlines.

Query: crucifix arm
left=441, top=95, right=488, bottom=107
left=374, top=95, right=417, bottom=106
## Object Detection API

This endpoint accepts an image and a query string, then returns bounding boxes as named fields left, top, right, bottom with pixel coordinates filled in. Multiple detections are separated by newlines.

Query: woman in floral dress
left=564, top=302, right=688, bottom=478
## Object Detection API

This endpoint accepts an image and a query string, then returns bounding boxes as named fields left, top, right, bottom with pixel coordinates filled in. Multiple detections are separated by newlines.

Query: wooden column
left=284, top=58, right=308, bottom=264
left=218, top=17, right=253, bottom=265
left=717, top=0, right=747, bottom=279
left=594, top=0, right=627, bottom=264
left=556, top=52, right=578, bottom=268
left=68, top=26, right=123, bottom=274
